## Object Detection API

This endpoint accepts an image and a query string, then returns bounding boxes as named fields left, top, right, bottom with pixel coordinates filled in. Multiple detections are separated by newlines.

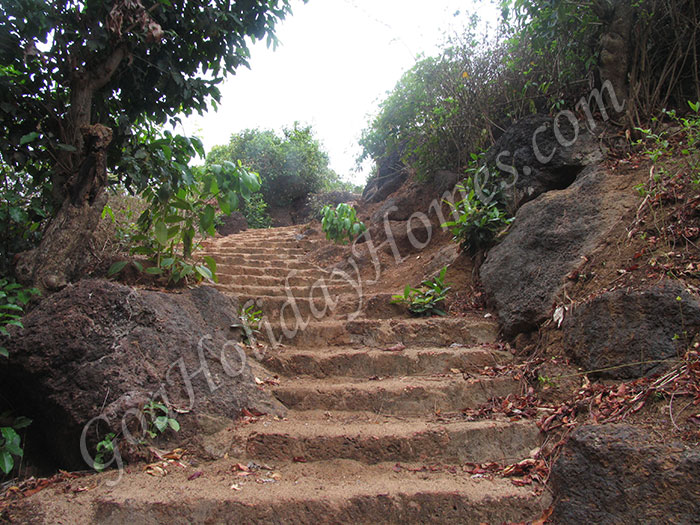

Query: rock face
left=562, top=280, right=700, bottom=378
left=482, top=114, right=604, bottom=214
left=480, top=166, right=607, bottom=335
left=1, top=280, right=283, bottom=469
left=216, top=211, right=248, bottom=236
left=551, top=424, right=700, bottom=524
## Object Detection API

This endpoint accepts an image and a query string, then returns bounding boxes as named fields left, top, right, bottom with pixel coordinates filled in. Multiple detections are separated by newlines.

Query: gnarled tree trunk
left=16, top=124, right=112, bottom=292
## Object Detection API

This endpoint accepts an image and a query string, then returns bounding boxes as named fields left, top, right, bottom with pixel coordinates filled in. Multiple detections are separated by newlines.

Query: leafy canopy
left=0, top=0, right=293, bottom=207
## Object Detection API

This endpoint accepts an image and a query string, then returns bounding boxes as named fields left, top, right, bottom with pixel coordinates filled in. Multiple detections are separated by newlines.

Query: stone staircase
left=194, top=226, right=548, bottom=523
left=29, top=226, right=548, bottom=524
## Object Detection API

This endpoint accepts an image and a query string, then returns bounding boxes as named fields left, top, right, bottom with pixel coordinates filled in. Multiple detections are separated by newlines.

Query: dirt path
left=4, top=226, right=550, bottom=524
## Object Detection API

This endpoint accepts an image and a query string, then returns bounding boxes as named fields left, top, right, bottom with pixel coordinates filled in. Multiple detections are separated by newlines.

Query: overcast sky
left=178, top=0, right=496, bottom=185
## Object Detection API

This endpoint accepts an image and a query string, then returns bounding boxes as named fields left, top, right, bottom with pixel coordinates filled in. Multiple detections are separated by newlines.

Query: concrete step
left=221, top=283, right=356, bottom=298
left=260, top=317, right=498, bottom=348
left=215, top=266, right=329, bottom=278
left=241, top=410, right=541, bottom=465
left=213, top=273, right=341, bottom=288
left=27, top=460, right=549, bottom=524
left=272, top=375, right=520, bottom=415
left=258, top=345, right=512, bottom=378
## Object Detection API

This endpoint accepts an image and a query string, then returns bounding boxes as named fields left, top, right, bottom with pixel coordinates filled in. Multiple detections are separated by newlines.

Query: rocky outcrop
left=216, top=210, right=248, bottom=236
left=482, top=114, right=604, bottom=214
left=371, top=171, right=460, bottom=223
left=480, top=166, right=604, bottom=335
left=479, top=161, right=642, bottom=336
left=551, top=424, right=700, bottom=524
left=1, top=280, right=283, bottom=469
left=562, top=280, right=700, bottom=378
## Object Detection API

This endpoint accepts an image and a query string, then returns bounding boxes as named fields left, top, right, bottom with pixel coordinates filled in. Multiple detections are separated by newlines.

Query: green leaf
left=20, top=132, right=39, bottom=145
left=0, top=304, right=23, bottom=311
left=108, top=261, right=129, bottom=276
left=145, top=267, right=164, bottom=275
left=203, top=256, right=217, bottom=276
left=132, top=261, right=144, bottom=272
left=1, top=428, right=22, bottom=456
left=154, top=221, right=168, bottom=246
left=154, top=416, right=168, bottom=433
left=200, top=205, right=215, bottom=232
left=168, top=419, right=180, bottom=432
left=0, top=450, right=13, bottom=474
left=12, top=417, right=31, bottom=430
left=195, top=265, right=214, bottom=282
left=161, top=257, right=175, bottom=268
left=0, top=347, right=8, bottom=358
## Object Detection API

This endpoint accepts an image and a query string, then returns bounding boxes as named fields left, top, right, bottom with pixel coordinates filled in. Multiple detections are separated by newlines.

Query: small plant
left=108, top=160, right=260, bottom=284
left=0, top=414, right=31, bottom=475
left=391, top=267, right=451, bottom=316
left=442, top=182, right=513, bottom=254
left=0, top=279, right=40, bottom=358
left=94, top=432, right=116, bottom=472
left=235, top=302, right=263, bottom=344
left=142, top=401, right=180, bottom=439
left=321, top=203, right=366, bottom=245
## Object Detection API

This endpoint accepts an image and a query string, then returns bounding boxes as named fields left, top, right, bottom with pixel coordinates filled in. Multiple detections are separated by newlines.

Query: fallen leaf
left=383, top=343, right=406, bottom=352
left=187, top=471, right=203, bottom=481
left=533, top=505, right=554, bottom=525
left=292, top=456, right=307, bottom=463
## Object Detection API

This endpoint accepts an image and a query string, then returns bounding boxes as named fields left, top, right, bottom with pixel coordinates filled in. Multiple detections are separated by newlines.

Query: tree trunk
left=596, top=0, right=635, bottom=123
left=16, top=124, right=113, bottom=292
left=16, top=45, right=127, bottom=292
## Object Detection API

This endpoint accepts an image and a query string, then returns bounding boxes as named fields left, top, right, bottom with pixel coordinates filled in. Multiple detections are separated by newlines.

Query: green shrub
left=391, top=267, right=451, bottom=316
left=442, top=182, right=513, bottom=255
left=208, top=124, right=339, bottom=207
left=142, top=401, right=180, bottom=439
left=321, top=203, right=366, bottom=245
left=241, top=193, right=272, bottom=229
left=108, top=161, right=260, bottom=284
left=0, top=279, right=40, bottom=358
left=0, top=414, right=31, bottom=475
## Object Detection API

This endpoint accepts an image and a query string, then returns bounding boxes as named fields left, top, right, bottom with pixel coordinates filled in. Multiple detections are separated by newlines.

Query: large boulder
left=480, top=164, right=641, bottom=336
left=480, top=166, right=603, bottom=335
left=482, top=114, right=604, bottom=214
left=551, top=424, right=700, bottom=524
left=562, top=280, right=700, bottom=378
left=1, top=280, right=284, bottom=469
left=371, top=171, right=460, bottom=224
left=215, top=211, right=248, bottom=236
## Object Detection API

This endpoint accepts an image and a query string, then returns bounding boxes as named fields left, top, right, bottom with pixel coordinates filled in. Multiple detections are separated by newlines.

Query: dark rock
left=363, top=169, right=409, bottom=204
left=562, top=280, right=700, bottom=378
left=216, top=211, right=247, bottom=236
left=371, top=172, right=460, bottom=224
left=482, top=114, right=604, bottom=214
left=551, top=424, right=700, bottom=524
left=299, top=191, right=360, bottom=222
left=480, top=166, right=607, bottom=335
left=1, top=280, right=284, bottom=469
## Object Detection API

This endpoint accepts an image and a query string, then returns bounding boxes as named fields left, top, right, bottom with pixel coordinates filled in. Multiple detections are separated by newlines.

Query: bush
left=207, top=124, right=341, bottom=208
left=320, top=203, right=366, bottom=245
left=0, top=166, right=52, bottom=275
left=241, top=193, right=272, bottom=229
left=442, top=181, right=513, bottom=255
left=359, top=21, right=539, bottom=181
left=391, top=267, right=451, bottom=317
left=305, top=190, right=359, bottom=221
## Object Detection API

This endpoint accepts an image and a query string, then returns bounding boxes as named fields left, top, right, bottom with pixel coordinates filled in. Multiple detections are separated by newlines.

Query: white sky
left=178, top=0, right=495, bottom=185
